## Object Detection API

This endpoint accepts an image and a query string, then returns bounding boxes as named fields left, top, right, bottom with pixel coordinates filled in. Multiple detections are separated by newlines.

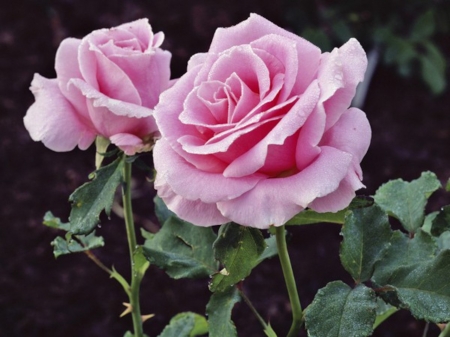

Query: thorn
left=142, top=314, right=155, bottom=323
left=120, top=302, right=133, bottom=317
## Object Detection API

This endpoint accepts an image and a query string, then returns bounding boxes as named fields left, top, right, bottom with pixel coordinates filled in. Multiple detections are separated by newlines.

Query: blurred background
left=1, top=0, right=450, bottom=336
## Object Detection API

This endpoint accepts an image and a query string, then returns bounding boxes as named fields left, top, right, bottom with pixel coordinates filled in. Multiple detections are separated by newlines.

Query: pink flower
left=153, top=14, right=371, bottom=228
left=24, top=19, right=171, bottom=155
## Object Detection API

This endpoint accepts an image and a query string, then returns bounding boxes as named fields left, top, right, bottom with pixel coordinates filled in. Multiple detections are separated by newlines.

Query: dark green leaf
left=431, top=205, right=450, bottom=236
left=374, top=171, right=441, bottom=233
left=51, top=231, right=104, bottom=258
left=69, top=157, right=124, bottom=235
left=286, top=196, right=373, bottom=226
left=340, top=205, right=391, bottom=283
left=305, top=281, right=377, bottom=337
left=420, top=53, right=446, bottom=95
left=154, top=196, right=175, bottom=225
left=206, top=286, right=240, bottom=337
left=372, top=230, right=437, bottom=286
left=158, top=312, right=208, bottom=337
left=255, top=236, right=278, bottom=265
left=43, top=211, right=70, bottom=231
left=373, top=298, right=397, bottom=329
left=383, top=250, right=450, bottom=322
left=411, top=10, right=435, bottom=41
left=143, top=216, right=217, bottom=279
left=210, top=223, right=265, bottom=292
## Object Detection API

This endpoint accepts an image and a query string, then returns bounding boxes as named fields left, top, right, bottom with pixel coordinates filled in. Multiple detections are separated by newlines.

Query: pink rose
left=153, top=14, right=371, bottom=228
left=24, top=19, right=171, bottom=155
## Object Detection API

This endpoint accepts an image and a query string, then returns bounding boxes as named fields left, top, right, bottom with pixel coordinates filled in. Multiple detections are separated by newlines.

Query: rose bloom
left=24, top=19, right=171, bottom=155
left=153, top=14, right=371, bottom=229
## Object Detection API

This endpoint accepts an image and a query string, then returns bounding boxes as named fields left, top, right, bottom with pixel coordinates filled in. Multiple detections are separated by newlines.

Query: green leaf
left=158, top=312, right=208, bottom=337
left=381, top=250, right=450, bottom=322
left=340, top=205, right=391, bottom=283
left=210, top=223, right=266, bottom=292
left=143, top=216, right=217, bottom=279
left=374, top=171, right=441, bottom=233
left=51, top=231, right=104, bottom=258
left=206, top=287, right=240, bottom=337
left=255, top=236, right=278, bottom=265
left=431, top=205, right=450, bottom=236
left=438, top=231, right=450, bottom=251
left=286, top=196, right=373, bottom=226
left=69, top=157, right=124, bottom=235
left=305, top=281, right=377, bottom=337
left=373, top=298, right=398, bottom=329
left=372, top=230, right=437, bottom=286
left=420, top=53, right=446, bottom=95
left=411, top=10, right=435, bottom=41
left=154, top=195, right=175, bottom=225
left=43, top=211, right=70, bottom=231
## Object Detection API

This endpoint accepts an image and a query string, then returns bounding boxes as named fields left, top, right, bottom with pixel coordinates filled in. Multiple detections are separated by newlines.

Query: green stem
left=238, top=288, right=270, bottom=331
left=275, top=225, right=303, bottom=337
left=122, top=157, right=144, bottom=337
left=439, top=323, right=450, bottom=337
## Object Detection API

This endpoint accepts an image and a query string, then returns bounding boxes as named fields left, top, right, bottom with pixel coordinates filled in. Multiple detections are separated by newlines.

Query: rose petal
left=24, top=74, right=96, bottom=151
left=153, top=138, right=264, bottom=203
left=217, top=146, right=352, bottom=228
left=223, top=80, right=320, bottom=177
left=210, top=14, right=321, bottom=94
left=155, top=173, right=229, bottom=226
left=110, top=133, right=145, bottom=155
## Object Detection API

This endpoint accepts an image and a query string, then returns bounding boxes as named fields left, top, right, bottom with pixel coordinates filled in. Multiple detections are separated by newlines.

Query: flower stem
left=439, top=323, right=450, bottom=337
left=275, top=225, right=303, bottom=337
left=122, top=157, right=144, bottom=337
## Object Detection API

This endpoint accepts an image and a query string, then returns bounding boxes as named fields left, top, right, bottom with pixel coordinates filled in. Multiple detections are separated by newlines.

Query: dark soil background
left=1, top=1, right=450, bottom=337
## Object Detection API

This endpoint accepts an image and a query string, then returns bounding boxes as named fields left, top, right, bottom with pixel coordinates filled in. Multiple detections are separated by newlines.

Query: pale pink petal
left=152, top=31, right=165, bottom=48
left=24, top=74, right=96, bottom=151
left=109, top=133, right=146, bottom=155
left=320, top=107, right=371, bottom=165
left=217, top=146, right=352, bottom=228
left=187, top=53, right=208, bottom=71
left=117, top=19, right=152, bottom=50
left=208, top=45, right=271, bottom=98
left=55, top=38, right=92, bottom=120
left=70, top=79, right=154, bottom=119
left=153, top=138, right=264, bottom=203
left=155, top=173, right=229, bottom=226
left=223, top=81, right=320, bottom=177
left=319, top=38, right=367, bottom=130
left=210, top=14, right=321, bottom=94
left=109, top=48, right=171, bottom=108
left=308, top=175, right=361, bottom=213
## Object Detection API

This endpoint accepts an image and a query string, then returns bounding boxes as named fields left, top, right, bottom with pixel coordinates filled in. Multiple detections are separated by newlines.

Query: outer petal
left=155, top=173, right=229, bottom=226
left=217, top=146, right=352, bottom=228
left=24, top=74, right=95, bottom=151
left=153, top=138, right=264, bottom=203
left=318, top=38, right=367, bottom=130
left=110, top=133, right=146, bottom=156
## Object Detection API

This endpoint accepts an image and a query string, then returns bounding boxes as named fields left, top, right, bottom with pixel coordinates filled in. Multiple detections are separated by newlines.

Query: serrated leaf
left=422, top=211, right=439, bottom=234
left=286, top=196, right=373, bottom=226
left=372, top=230, right=437, bottom=286
left=43, top=211, right=70, bottom=231
left=206, top=287, right=240, bottom=337
left=210, top=223, right=265, bottom=292
left=154, top=196, right=175, bottom=225
left=305, top=281, right=377, bottom=337
left=438, top=231, right=450, bottom=251
left=143, top=216, right=217, bottom=279
left=374, top=171, right=441, bottom=233
left=340, top=205, right=391, bottom=283
left=158, top=312, right=208, bottom=337
left=382, top=250, right=450, bottom=322
left=431, top=205, right=450, bottom=236
left=69, top=157, right=124, bottom=235
left=51, top=231, right=104, bottom=258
